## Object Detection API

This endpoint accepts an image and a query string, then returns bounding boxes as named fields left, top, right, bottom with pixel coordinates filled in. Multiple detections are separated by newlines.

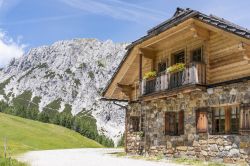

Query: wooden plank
left=210, top=53, right=244, bottom=69
left=209, top=60, right=248, bottom=73
left=210, top=69, right=250, bottom=83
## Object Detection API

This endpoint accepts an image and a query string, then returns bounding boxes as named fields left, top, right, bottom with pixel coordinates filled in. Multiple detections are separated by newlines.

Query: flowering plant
left=143, top=71, right=157, bottom=79
left=167, top=63, right=185, bottom=73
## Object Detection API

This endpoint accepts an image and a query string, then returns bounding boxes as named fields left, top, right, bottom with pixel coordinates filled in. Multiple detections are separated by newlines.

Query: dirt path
left=16, top=148, right=181, bottom=166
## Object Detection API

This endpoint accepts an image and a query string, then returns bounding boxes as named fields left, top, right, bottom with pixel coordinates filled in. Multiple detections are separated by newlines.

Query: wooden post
left=139, top=52, right=143, bottom=81
left=139, top=51, right=143, bottom=97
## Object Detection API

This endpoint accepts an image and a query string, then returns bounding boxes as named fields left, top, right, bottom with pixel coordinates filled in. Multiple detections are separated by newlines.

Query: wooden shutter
left=131, top=117, right=140, bottom=132
left=178, top=110, right=184, bottom=135
left=225, top=107, right=231, bottom=133
left=241, top=104, right=250, bottom=131
left=165, top=112, right=170, bottom=135
left=197, top=111, right=208, bottom=133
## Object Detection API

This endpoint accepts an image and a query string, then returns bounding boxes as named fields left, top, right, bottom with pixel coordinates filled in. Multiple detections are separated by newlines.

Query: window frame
left=240, top=104, right=250, bottom=132
left=191, top=47, right=203, bottom=63
left=171, top=50, right=185, bottom=65
left=212, top=105, right=240, bottom=135
left=158, top=62, right=167, bottom=75
left=130, top=116, right=140, bottom=132
left=165, top=110, right=184, bottom=136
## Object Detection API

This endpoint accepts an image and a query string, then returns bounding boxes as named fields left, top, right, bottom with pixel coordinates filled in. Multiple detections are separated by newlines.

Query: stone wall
left=125, top=81, right=250, bottom=164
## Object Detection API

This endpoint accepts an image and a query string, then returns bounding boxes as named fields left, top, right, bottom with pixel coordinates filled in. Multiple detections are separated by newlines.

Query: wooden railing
left=141, top=62, right=206, bottom=95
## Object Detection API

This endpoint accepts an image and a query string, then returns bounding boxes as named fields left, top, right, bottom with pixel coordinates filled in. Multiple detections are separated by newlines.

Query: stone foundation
left=126, top=81, right=250, bottom=164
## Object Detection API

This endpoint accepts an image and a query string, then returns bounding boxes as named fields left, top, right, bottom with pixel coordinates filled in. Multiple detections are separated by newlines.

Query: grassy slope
left=0, top=113, right=103, bottom=155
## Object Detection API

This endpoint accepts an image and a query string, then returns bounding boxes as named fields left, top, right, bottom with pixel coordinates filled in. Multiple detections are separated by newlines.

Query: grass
left=0, top=112, right=103, bottom=156
left=112, top=152, right=164, bottom=161
left=113, top=153, right=229, bottom=166
left=0, top=158, right=27, bottom=166
left=172, top=158, right=225, bottom=166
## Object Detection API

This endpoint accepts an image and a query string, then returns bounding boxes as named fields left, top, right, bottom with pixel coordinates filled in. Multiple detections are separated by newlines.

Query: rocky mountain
left=0, top=39, right=127, bottom=144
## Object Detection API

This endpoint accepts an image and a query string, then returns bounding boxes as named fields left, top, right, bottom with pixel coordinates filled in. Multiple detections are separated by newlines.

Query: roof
left=102, top=7, right=250, bottom=97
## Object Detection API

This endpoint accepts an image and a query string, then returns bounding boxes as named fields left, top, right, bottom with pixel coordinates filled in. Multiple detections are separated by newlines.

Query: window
left=130, top=117, right=140, bottom=132
left=191, top=48, right=202, bottom=62
left=158, top=62, right=166, bottom=74
left=173, top=51, right=185, bottom=64
left=213, top=107, right=225, bottom=134
left=165, top=111, right=184, bottom=135
left=231, top=106, right=240, bottom=133
left=196, top=109, right=208, bottom=133
left=212, top=106, right=240, bottom=134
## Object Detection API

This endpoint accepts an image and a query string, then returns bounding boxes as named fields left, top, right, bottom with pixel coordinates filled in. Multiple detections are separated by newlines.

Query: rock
left=218, top=151, right=229, bottom=158
left=209, top=152, right=217, bottom=157
left=224, top=145, right=232, bottom=151
left=199, top=140, right=207, bottom=144
left=216, top=138, right=224, bottom=145
left=187, top=151, right=195, bottom=156
left=166, top=141, right=172, bottom=148
left=210, top=144, right=219, bottom=152
left=240, top=142, right=249, bottom=148
left=229, top=149, right=240, bottom=157
left=193, top=141, right=199, bottom=147
left=201, top=150, right=208, bottom=156
left=224, top=157, right=234, bottom=163
left=208, top=139, right=216, bottom=144
left=176, top=146, right=188, bottom=151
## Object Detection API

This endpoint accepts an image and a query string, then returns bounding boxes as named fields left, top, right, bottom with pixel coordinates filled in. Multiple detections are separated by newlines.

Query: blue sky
left=0, top=0, right=250, bottom=67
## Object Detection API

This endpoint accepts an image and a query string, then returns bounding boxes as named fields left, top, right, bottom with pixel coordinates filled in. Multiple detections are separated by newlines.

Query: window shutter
left=197, top=111, right=208, bottom=133
left=178, top=110, right=184, bottom=135
left=241, top=105, right=250, bottom=131
left=165, top=113, right=170, bottom=135
left=225, top=108, right=231, bottom=133
left=131, top=117, right=140, bottom=132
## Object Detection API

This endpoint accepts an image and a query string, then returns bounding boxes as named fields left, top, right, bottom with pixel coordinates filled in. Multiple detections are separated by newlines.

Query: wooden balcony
left=141, top=62, right=206, bottom=96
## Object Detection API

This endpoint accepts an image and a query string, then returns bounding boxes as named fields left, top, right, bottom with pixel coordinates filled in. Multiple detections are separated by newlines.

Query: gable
left=102, top=8, right=250, bottom=100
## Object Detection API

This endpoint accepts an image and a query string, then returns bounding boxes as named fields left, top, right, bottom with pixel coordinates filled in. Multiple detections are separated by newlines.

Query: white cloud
left=0, top=0, right=4, bottom=8
left=59, top=0, right=167, bottom=23
left=0, top=14, right=83, bottom=26
left=0, top=31, right=25, bottom=67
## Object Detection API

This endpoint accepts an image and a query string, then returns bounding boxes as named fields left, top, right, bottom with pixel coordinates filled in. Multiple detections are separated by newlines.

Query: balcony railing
left=141, top=62, right=206, bottom=96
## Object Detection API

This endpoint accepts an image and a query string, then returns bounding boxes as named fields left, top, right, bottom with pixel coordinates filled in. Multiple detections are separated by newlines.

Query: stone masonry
left=126, top=81, right=250, bottom=164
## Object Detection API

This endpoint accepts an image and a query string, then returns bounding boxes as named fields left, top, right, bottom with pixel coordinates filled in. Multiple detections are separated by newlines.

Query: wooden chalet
left=103, top=8, right=250, bottom=164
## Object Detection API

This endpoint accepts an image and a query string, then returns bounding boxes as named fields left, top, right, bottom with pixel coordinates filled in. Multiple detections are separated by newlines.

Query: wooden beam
left=141, top=22, right=195, bottom=48
left=117, top=83, right=134, bottom=99
left=140, top=48, right=157, bottom=59
left=190, top=24, right=210, bottom=40
left=194, top=20, right=250, bottom=45
left=139, top=85, right=206, bottom=102
left=139, top=52, right=143, bottom=80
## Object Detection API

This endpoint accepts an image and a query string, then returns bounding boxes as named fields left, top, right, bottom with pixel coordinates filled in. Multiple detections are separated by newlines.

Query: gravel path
left=16, top=148, right=181, bottom=166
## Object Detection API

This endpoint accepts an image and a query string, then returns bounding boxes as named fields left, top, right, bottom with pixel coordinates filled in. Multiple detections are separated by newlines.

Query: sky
left=0, top=0, right=250, bottom=67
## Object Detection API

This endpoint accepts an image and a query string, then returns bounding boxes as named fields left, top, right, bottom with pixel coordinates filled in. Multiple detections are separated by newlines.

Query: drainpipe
left=112, top=101, right=128, bottom=153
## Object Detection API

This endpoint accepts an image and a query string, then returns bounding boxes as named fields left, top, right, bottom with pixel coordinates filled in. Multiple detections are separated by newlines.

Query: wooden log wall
left=208, top=32, right=250, bottom=84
